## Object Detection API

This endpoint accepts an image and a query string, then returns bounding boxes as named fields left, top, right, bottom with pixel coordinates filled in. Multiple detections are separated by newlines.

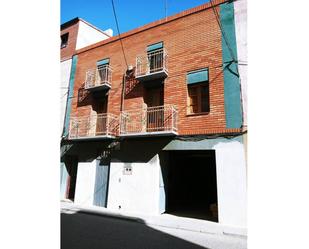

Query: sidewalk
left=61, top=201, right=247, bottom=237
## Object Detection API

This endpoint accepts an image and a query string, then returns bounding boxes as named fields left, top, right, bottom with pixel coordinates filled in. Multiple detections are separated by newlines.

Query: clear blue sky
left=61, top=0, right=210, bottom=34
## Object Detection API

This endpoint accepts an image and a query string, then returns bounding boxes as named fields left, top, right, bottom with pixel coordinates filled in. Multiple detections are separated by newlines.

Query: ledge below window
left=186, top=112, right=210, bottom=117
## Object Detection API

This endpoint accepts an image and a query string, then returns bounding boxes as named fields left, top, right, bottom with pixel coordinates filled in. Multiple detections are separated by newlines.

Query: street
left=61, top=210, right=247, bottom=249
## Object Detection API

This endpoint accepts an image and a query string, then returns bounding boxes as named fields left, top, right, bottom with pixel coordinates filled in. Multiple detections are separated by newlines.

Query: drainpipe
left=120, top=74, right=126, bottom=112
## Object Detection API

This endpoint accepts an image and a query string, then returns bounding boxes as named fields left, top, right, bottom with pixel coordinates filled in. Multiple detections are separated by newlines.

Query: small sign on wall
left=123, top=165, right=132, bottom=175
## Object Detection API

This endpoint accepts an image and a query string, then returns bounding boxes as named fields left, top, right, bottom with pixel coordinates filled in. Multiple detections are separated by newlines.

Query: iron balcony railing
left=120, top=104, right=178, bottom=136
left=69, top=113, right=118, bottom=139
left=136, top=48, right=168, bottom=78
left=84, top=65, right=112, bottom=90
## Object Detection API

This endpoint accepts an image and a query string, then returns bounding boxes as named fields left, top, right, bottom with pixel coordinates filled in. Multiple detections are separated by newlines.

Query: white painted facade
left=73, top=137, right=246, bottom=229
left=74, top=160, right=97, bottom=206
left=234, top=0, right=247, bottom=127
left=76, top=20, right=111, bottom=50
left=107, top=155, right=161, bottom=215
left=214, top=140, right=247, bottom=228
left=60, top=162, right=69, bottom=199
left=71, top=137, right=247, bottom=231
left=60, top=58, right=72, bottom=135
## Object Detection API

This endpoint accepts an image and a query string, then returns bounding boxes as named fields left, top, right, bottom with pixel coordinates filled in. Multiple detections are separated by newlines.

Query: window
left=147, top=42, right=164, bottom=73
left=188, top=83, right=209, bottom=114
left=61, top=33, right=69, bottom=48
left=187, top=68, right=210, bottom=114
left=97, top=58, right=110, bottom=83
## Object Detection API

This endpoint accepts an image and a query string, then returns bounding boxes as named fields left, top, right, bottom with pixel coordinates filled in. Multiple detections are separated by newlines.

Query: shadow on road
left=61, top=211, right=209, bottom=249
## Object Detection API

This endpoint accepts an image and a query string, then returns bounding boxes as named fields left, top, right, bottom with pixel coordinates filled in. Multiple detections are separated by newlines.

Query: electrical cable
left=164, top=0, right=167, bottom=21
left=111, top=0, right=128, bottom=68
left=175, top=129, right=247, bottom=142
left=210, top=0, right=246, bottom=129
left=210, top=0, right=237, bottom=64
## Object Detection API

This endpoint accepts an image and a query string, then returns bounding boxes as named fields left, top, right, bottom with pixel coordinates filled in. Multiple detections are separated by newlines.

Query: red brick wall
left=61, top=22, right=79, bottom=61
left=70, top=0, right=239, bottom=136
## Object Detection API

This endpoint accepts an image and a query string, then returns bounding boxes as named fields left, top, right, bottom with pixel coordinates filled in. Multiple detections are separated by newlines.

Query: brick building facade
left=61, top=0, right=247, bottom=233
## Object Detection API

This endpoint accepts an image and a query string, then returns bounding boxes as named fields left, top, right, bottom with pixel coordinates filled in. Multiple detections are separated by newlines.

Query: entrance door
left=148, top=50, right=163, bottom=73
left=64, top=157, right=78, bottom=201
left=93, top=96, right=108, bottom=136
left=166, top=151, right=218, bottom=221
left=145, top=86, right=164, bottom=132
left=93, top=159, right=110, bottom=207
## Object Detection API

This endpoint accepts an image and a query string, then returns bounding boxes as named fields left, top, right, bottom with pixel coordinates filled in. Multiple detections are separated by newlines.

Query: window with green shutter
left=187, top=68, right=210, bottom=114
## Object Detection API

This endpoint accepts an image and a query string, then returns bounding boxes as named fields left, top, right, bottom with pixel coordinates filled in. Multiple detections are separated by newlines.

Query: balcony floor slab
left=68, top=135, right=115, bottom=141
left=119, top=130, right=177, bottom=138
left=85, top=83, right=111, bottom=92
left=136, top=70, right=168, bottom=82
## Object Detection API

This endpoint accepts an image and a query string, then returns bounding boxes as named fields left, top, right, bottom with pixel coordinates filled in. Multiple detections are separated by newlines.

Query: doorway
left=144, top=85, right=164, bottom=132
left=64, top=157, right=78, bottom=201
left=93, top=158, right=110, bottom=207
left=166, top=150, right=218, bottom=221
left=92, top=94, right=108, bottom=136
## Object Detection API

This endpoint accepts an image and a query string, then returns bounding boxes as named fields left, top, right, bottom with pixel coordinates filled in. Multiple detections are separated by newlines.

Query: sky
left=61, top=0, right=210, bottom=34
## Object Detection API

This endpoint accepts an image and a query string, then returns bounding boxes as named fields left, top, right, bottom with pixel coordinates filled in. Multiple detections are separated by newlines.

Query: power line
left=111, top=0, right=128, bottom=68
left=209, top=0, right=237, bottom=64
left=164, top=0, right=167, bottom=21
left=209, top=0, right=245, bottom=128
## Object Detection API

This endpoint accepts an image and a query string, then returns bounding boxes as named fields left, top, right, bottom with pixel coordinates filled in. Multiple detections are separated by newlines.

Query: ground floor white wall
left=74, top=160, right=97, bottom=206
left=107, top=155, right=161, bottom=215
left=214, top=139, right=247, bottom=228
left=60, top=162, right=69, bottom=199
left=70, top=136, right=247, bottom=229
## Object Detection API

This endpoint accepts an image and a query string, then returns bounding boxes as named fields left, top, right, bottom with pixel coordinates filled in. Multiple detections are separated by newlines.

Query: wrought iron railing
left=120, top=105, right=178, bottom=135
left=69, top=113, right=118, bottom=139
left=136, top=48, right=168, bottom=78
left=84, top=65, right=112, bottom=89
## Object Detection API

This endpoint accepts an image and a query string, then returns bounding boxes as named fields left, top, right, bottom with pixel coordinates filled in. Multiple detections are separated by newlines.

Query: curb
left=61, top=203, right=247, bottom=238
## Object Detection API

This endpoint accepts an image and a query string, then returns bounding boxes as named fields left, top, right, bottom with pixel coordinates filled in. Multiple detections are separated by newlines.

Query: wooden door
left=145, top=86, right=164, bottom=132
left=93, top=97, right=108, bottom=135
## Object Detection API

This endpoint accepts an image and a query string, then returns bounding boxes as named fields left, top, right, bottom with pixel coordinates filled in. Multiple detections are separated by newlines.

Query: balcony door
left=93, top=96, right=108, bottom=136
left=148, top=50, right=163, bottom=73
left=145, top=86, right=164, bottom=132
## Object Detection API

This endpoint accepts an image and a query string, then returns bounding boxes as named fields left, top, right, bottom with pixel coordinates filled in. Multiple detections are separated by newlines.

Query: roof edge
left=61, top=17, right=112, bottom=38
left=78, top=18, right=112, bottom=38
left=75, top=0, right=229, bottom=55
left=60, top=17, right=79, bottom=30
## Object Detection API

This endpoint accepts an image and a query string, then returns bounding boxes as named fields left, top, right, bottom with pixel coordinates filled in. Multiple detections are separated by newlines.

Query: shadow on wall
left=61, top=140, right=112, bottom=163
left=61, top=211, right=209, bottom=249
left=111, top=137, right=173, bottom=163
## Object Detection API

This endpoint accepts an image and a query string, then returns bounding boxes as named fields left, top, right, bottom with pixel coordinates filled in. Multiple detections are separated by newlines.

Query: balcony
left=69, top=113, right=118, bottom=140
left=84, top=65, right=112, bottom=91
left=120, top=105, right=178, bottom=137
left=136, top=48, right=168, bottom=81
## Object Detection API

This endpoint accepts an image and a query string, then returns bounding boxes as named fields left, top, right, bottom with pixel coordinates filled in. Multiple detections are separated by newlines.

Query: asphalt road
left=61, top=211, right=246, bottom=249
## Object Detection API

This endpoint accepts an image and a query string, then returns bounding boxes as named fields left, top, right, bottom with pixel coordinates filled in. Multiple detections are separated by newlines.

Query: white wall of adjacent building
left=60, top=58, right=72, bottom=136
left=214, top=139, right=247, bottom=228
left=76, top=21, right=111, bottom=50
left=234, top=0, right=247, bottom=127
